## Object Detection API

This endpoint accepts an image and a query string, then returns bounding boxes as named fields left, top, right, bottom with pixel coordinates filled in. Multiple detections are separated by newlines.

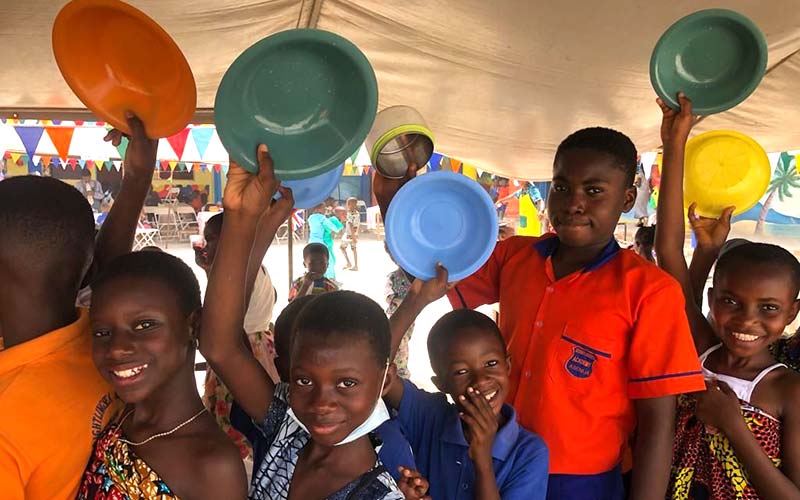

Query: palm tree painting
left=755, top=152, right=800, bottom=234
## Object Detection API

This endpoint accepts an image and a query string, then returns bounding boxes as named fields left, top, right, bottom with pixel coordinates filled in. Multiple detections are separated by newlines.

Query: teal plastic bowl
left=215, top=29, right=378, bottom=179
left=650, top=9, right=767, bottom=115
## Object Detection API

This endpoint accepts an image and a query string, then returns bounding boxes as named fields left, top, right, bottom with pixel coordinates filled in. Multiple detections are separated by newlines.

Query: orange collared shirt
left=0, top=309, right=118, bottom=500
left=449, top=234, right=704, bottom=474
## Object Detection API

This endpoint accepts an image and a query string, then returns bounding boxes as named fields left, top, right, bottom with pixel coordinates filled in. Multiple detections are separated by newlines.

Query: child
left=271, top=295, right=418, bottom=483
left=0, top=113, right=158, bottom=500
left=656, top=93, right=800, bottom=499
left=633, top=224, right=656, bottom=263
left=342, top=197, right=361, bottom=271
left=386, top=266, right=550, bottom=499
left=373, top=128, right=705, bottom=499
left=384, top=242, right=415, bottom=379
left=76, top=168, right=105, bottom=210
left=195, top=211, right=281, bottom=461
left=199, top=146, right=403, bottom=499
left=289, top=242, right=340, bottom=300
left=77, top=252, right=246, bottom=499
left=308, top=202, right=344, bottom=280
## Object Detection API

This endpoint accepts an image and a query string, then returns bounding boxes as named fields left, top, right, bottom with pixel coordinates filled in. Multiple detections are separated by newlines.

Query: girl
left=199, top=145, right=403, bottom=499
left=77, top=251, right=247, bottom=500
left=341, top=197, right=361, bottom=271
left=657, top=93, right=800, bottom=500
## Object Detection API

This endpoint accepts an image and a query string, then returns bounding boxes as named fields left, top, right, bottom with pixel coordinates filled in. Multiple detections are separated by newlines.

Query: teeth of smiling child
left=485, top=390, right=498, bottom=401
left=732, top=332, right=759, bottom=342
left=113, top=364, right=148, bottom=378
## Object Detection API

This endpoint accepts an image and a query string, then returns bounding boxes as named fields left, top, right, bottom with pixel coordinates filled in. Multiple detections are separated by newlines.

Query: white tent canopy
left=3, top=0, right=800, bottom=179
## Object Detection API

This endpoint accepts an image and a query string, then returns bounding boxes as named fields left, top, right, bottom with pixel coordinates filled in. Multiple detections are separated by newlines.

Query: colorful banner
left=191, top=128, right=214, bottom=159
left=45, top=126, right=74, bottom=161
left=15, top=127, right=43, bottom=171
left=167, top=128, right=191, bottom=159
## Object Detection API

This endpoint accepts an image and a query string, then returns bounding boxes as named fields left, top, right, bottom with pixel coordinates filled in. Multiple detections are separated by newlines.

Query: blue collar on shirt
left=534, top=234, right=621, bottom=272
left=441, top=403, right=520, bottom=461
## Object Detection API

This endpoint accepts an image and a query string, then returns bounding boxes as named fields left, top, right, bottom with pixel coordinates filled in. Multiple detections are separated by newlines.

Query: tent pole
left=287, top=212, right=294, bottom=287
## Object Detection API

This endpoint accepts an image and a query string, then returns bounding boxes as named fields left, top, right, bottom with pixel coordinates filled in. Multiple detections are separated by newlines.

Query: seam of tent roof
left=297, top=0, right=325, bottom=28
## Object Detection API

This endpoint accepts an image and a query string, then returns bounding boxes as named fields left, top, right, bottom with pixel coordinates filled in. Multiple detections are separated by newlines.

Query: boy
left=341, top=197, right=361, bottom=271
left=75, top=167, right=105, bottom=210
left=0, top=113, right=157, bottom=500
left=288, top=242, right=340, bottom=300
left=385, top=267, right=549, bottom=499
left=374, top=127, right=705, bottom=500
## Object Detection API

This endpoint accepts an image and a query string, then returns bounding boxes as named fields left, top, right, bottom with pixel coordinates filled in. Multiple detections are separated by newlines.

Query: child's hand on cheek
left=223, top=144, right=280, bottom=217
left=657, top=92, right=695, bottom=147
left=459, top=387, right=499, bottom=465
left=396, top=467, right=431, bottom=500
left=695, top=379, right=743, bottom=434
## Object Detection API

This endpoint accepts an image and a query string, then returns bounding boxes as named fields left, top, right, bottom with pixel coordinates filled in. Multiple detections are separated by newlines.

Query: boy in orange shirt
left=0, top=114, right=156, bottom=500
left=375, top=128, right=704, bottom=500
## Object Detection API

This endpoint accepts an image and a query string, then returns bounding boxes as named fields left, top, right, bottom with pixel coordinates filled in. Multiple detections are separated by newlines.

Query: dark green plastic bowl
left=650, top=9, right=767, bottom=115
left=215, top=29, right=378, bottom=179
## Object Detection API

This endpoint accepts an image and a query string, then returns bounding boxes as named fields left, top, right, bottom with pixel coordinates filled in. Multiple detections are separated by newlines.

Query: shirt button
left=536, top=321, right=543, bottom=328
left=462, top=483, right=469, bottom=490
left=525, top=370, right=532, bottom=378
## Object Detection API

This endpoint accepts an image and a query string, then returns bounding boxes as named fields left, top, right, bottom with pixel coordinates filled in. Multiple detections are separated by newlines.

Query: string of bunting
left=2, top=150, right=226, bottom=174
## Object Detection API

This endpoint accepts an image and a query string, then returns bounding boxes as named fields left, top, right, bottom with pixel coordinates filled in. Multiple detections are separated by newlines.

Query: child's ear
left=707, top=287, right=715, bottom=310
left=381, top=363, right=398, bottom=397
left=431, top=375, right=445, bottom=393
left=788, top=299, right=800, bottom=325
left=189, top=308, right=202, bottom=342
left=622, top=185, right=636, bottom=212
left=505, top=355, right=512, bottom=375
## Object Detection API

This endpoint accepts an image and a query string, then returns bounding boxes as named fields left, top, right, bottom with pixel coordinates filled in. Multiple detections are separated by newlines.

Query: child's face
left=710, top=266, right=800, bottom=358
left=548, top=150, right=635, bottom=249
left=432, top=327, right=510, bottom=416
left=194, top=223, right=220, bottom=270
left=305, top=253, right=328, bottom=276
left=289, top=334, right=387, bottom=446
left=90, top=276, right=196, bottom=404
left=346, top=199, right=357, bottom=210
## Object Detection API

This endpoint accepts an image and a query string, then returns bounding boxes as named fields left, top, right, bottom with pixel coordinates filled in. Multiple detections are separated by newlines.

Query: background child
left=199, top=147, right=403, bottom=499
left=194, top=211, right=280, bottom=463
left=78, top=252, right=246, bottom=500
left=656, top=93, right=800, bottom=500
left=308, top=202, right=343, bottom=280
left=385, top=265, right=549, bottom=499
left=373, top=127, right=705, bottom=500
left=289, top=242, right=340, bottom=300
left=633, top=224, right=656, bottom=263
left=342, top=197, right=361, bottom=271
left=271, top=294, right=418, bottom=483
left=0, top=113, right=156, bottom=500
left=384, top=242, right=415, bottom=379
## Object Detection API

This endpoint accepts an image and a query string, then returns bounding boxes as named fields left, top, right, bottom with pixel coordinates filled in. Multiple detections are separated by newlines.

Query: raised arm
left=93, top=113, right=157, bottom=270
left=653, top=94, right=716, bottom=353
left=199, top=145, right=292, bottom=422
left=687, top=204, right=734, bottom=308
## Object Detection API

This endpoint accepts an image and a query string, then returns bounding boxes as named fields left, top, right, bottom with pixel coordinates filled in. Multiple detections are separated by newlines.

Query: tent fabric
left=3, top=0, right=800, bottom=179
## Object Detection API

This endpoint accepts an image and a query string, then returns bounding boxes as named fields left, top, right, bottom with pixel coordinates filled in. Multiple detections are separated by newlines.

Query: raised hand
left=657, top=92, right=695, bottom=147
left=688, top=202, right=735, bottom=249
left=459, top=386, right=500, bottom=465
left=396, top=467, right=432, bottom=500
left=223, top=145, right=280, bottom=218
left=103, top=112, right=157, bottom=182
left=408, top=263, right=457, bottom=306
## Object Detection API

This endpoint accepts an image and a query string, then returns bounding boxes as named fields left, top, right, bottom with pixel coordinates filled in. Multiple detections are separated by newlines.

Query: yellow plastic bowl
left=684, top=130, right=771, bottom=217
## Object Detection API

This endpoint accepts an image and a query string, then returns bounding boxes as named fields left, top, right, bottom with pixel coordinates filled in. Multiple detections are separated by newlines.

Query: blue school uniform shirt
left=399, top=379, right=549, bottom=500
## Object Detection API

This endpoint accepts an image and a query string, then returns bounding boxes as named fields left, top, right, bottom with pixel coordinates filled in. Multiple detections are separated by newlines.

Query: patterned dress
left=77, top=419, right=178, bottom=500
left=385, top=268, right=414, bottom=379
left=249, top=383, right=403, bottom=500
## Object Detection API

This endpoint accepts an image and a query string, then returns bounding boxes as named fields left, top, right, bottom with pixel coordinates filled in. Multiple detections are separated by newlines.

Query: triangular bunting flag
left=2, top=151, right=10, bottom=160
left=68, top=158, right=78, bottom=168
left=362, top=166, right=370, bottom=176
left=199, top=163, right=208, bottom=172
left=115, top=136, right=129, bottom=159
left=213, top=164, right=222, bottom=173
left=0, top=118, right=6, bottom=124
left=190, top=128, right=214, bottom=159
left=15, top=127, right=44, bottom=169
left=41, top=119, right=52, bottom=126
left=85, top=160, right=94, bottom=170
left=52, top=120, right=61, bottom=126
left=167, top=128, right=191, bottom=159
left=46, top=127, right=75, bottom=161
left=450, top=158, right=461, bottom=172
left=349, top=148, right=359, bottom=164
left=41, top=155, right=51, bottom=166
left=74, top=120, right=84, bottom=126
left=78, top=159, right=86, bottom=168
left=113, top=160, right=122, bottom=171
left=168, top=160, right=178, bottom=170
left=95, top=160, right=105, bottom=170
left=32, top=155, right=41, bottom=167
left=461, top=163, right=477, bottom=180
left=428, top=153, right=442, bottom=171
left=185, top=163, right=193, bottom=172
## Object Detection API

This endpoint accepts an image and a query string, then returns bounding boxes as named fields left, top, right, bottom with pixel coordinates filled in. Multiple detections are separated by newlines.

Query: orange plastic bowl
left=52, top=0, right=196, bottom=138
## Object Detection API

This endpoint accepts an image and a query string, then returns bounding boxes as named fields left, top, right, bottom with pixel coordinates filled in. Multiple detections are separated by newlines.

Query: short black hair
left=93, top=251, right=201, bottom=316
left=635, top=225, right=656, bottom=247
left=205, top=212, right=224, bottom=236
left=293, top=291, right=390, bottom=367
left=555, top=127, right=638, bottom=187
left=0, top=176, right=94, bottom=281
left=81, top=169, right=92, bottom=177
left=714, top=242, right=800, bottom=297
left=303, top=242, right=329, bottom=259
left=274, top=295, right=318, bottom=371
left=427, top=309, right=507, bottom=372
